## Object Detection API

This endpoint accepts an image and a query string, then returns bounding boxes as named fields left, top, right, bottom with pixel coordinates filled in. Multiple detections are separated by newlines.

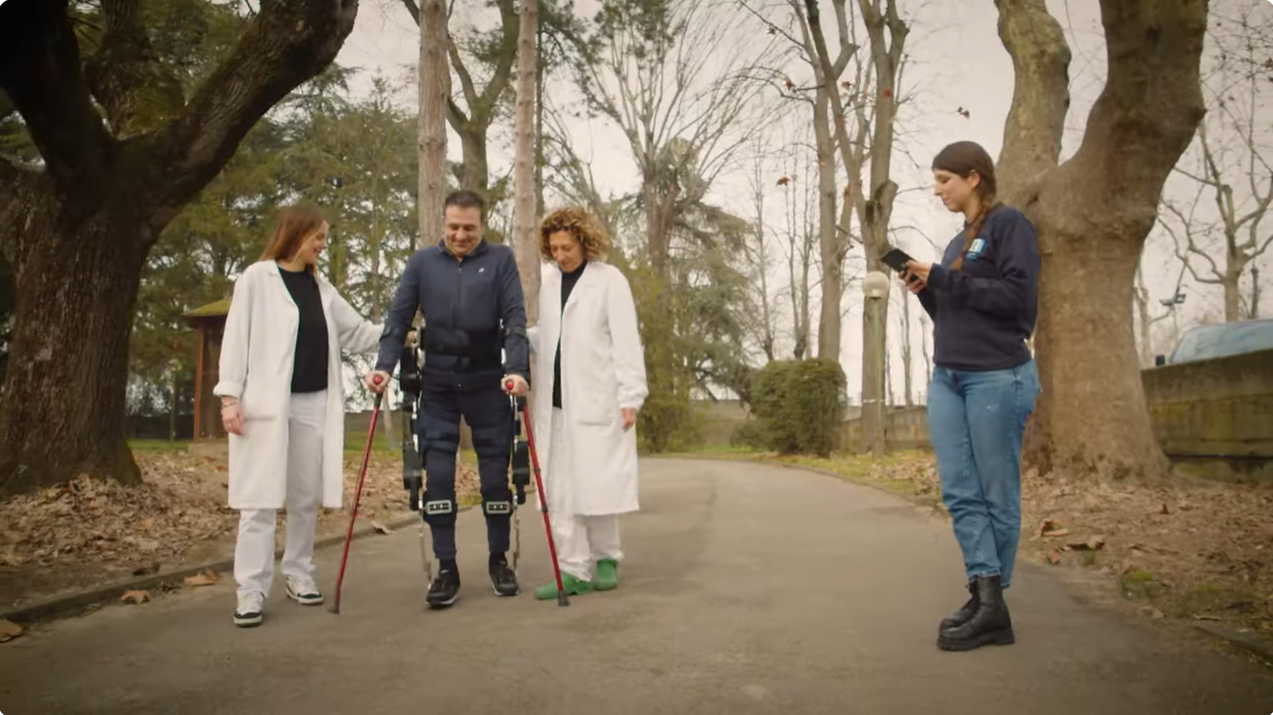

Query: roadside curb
left=1194, top=622, right=1273, bottom=665
left=648, top=454, right=945, bottom=513
left=0, top=507, right=471, bottom=626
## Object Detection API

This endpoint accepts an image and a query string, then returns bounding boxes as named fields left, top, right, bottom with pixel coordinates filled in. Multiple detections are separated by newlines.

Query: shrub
left=730, top=419, right=768, bottom=450
left=749, top=358, right=846, bottom=456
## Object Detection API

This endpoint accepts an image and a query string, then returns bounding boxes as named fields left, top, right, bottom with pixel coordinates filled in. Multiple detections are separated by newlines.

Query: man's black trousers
left=416, top=380, right=514, bottom=561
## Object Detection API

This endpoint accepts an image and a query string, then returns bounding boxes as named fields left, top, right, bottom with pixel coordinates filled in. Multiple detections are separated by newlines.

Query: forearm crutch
left=330, top=375, right=385, bottom=614
left=504, top=380, right=569, bottom=607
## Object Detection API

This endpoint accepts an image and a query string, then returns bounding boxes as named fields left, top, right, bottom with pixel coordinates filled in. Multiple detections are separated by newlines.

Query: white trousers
left=233, top=390, right=326, bottom=598
left=548, top=408, right=623, bottom=581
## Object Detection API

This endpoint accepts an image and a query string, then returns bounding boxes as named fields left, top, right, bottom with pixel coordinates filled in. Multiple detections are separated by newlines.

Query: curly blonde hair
left=538, top=206, right=611, bottom=262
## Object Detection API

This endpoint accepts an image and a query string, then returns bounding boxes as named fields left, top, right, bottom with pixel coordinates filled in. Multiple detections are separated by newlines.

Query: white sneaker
left=234, top=592, right=264, bottom=627
left=286, top=575, right=324, bottom=606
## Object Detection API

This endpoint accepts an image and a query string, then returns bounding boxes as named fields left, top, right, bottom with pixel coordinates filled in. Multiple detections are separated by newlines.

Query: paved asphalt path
left=2, top=458, right=1272, bottom=715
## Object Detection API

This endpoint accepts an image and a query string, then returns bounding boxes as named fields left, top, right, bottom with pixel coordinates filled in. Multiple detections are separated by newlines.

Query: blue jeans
left=927, top=360, right=1040, bottom=588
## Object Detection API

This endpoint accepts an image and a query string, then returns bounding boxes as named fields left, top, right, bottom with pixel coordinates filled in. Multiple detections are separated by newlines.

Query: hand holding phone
left=880, top=247, right=914, bottom=272
left=881, top=246, right=923, bottom=288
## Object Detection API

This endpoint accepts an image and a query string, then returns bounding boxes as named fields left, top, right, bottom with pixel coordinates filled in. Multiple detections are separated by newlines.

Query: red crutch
left=329, top=374, right=385, bottom=614
left=505, top=380, right=569, bottom=607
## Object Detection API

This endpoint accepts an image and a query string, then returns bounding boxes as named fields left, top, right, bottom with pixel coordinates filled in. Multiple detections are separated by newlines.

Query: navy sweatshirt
left=374, top=239, right=530, bottom=385
left=917, top=205, right=1039, bottom=371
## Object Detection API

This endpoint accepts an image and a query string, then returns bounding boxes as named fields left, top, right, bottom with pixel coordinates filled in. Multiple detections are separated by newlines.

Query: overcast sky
left=330, top=0, right=1272, bottom=402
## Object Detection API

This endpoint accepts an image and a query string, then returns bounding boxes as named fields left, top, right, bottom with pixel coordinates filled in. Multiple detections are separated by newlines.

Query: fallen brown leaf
left=1069, top=535, right=1107, bottom=551
left=183, top=570, right=218, bottom=587
left=1036, top=519, right=1061, bottom=538
left=370, top=521, right=392, bottom=535
left=0, top=619, right=23, bottom=643
left=1043, top=528, right=1071, bottom=538
left=121, top=590, right=150, bottom=604
left=1047, top=550, right=1062, bottom=565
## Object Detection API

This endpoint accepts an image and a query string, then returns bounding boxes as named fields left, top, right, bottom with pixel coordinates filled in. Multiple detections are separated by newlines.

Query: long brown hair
left=932, top=141, right=999, bottom=271
left=260, top=205, right=326, bottom=274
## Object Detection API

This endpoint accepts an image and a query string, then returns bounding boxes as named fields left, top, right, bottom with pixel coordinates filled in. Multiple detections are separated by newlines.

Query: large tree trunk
left=0, top=0, right=358, bottom=497
left=511, top=0, right=539, bottom=322
left=0, top=206, right=149, bottom=495
left=418, top=0, right=448, bottom=247
left=997, top=0, right=1207, bottom=480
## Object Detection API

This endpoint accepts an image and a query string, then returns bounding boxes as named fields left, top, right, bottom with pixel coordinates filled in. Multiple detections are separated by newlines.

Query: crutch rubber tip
left=557, top=593, right=569, bottom=607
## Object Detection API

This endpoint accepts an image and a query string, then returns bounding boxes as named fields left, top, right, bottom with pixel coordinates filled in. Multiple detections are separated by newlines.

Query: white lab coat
left=214, top=260, right=381, bottom=510
left=529, top=260, right=648, bottom=516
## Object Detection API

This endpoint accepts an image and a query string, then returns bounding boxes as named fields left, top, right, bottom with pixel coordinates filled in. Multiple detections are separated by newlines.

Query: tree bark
left=511, top=0, right=539, bottom=323
left=996, top=0, right=1208, bottom=479
left=0, top=0, right=359, bottom=497
left=812, top=88, right=840, bottom=360
left=403, top=0, right=518, bottom=218
left=900, top=289, right=913, bottom=406
left=418, top=0, right=448, bottom=247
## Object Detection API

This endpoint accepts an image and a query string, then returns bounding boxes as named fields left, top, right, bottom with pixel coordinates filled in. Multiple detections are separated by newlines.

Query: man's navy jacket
left=375, top=239, right=530, bottom=388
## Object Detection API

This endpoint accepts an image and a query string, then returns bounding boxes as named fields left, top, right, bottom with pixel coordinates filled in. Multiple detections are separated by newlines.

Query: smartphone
left=880, top=246, right=914, bottom=272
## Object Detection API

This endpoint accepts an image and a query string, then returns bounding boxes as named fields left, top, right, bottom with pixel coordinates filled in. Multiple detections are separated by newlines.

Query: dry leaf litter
left=856, top=454, right=1273, bottom=637
left=0, top=449, right=478, bottom=610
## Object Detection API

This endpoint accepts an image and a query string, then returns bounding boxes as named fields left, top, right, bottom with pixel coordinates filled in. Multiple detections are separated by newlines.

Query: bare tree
left=1132, top=258, right=1187, bottom=366
left=897, top=282, right=914, bottom=406
left=566, top=0, right=779, bottom=449
left=402, top=0, right=518, bottom=219
left=1159, top=6, right=1272, bottom=322
left=995, top=0, right=1208, bottom=479
left=418, top=0, right=449, bottom=247
left=510, top=0, right=540, bottom=322
left=746, top=138, right=780, bottom=362
left=778, top=141, right=819, bottom=361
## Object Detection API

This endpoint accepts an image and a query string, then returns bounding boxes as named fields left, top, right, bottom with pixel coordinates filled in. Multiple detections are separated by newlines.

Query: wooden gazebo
left=182, top=297, right=231, bottom=441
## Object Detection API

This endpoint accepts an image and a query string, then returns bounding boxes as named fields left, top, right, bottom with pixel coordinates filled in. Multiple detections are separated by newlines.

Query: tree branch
left=401, top=0, right=420, bottom=24
left=1047, top=0, right=1207, bottom=226
left=993, top=0, right=1070, bottom=208
left=83, top=0, right=184, bottom=136
left=475, top=0, right=519, bottom=116
left=144, top=0, right=359, bottom=224
left=0, top=0, right=114, bottom=196
left=446, top=36, right=481, bottom=111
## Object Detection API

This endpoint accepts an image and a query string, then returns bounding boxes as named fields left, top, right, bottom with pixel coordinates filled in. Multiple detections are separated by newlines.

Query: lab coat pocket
left=575, top=380, right=619, bottom=426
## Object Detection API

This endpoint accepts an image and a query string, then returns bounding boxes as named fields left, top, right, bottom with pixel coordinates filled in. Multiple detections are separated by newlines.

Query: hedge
left=746, top=358, right=846, bottom=457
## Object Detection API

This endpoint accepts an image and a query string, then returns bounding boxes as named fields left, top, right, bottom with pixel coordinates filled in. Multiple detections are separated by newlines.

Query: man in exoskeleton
left=366, top=190, right=531, bottom=608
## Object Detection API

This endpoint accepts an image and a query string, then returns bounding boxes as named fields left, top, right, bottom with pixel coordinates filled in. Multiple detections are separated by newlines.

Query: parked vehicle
left=1155, top=318, right=1273, bottom=366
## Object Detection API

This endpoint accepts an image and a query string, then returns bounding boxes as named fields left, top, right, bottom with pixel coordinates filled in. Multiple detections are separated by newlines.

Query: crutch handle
left=504, top=379, right=527, bottom=409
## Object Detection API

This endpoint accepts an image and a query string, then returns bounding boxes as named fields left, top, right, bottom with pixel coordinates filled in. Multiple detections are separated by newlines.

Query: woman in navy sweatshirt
left=899, top=140, right=1040, bottom=652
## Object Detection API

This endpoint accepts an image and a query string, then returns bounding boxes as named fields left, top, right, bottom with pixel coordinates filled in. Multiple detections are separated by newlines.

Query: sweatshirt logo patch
left=966, top=238, right=986, bottom=260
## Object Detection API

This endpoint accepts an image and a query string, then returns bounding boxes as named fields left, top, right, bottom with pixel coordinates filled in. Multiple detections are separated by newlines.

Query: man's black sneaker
left=489, top=555, right=520, bottom=597
left=427, top=564, right=460, bottom=608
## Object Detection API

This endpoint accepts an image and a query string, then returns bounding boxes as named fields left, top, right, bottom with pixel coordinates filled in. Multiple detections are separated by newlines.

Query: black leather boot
left=938, top=580, right=979, bottom=632
left=937, top=575, right=1014, bottom=651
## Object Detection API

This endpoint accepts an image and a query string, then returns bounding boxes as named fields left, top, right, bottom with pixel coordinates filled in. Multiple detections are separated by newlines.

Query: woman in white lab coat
left=214, top=205, right=381, bottom=627
left=529, top=206, right=648, bottom=599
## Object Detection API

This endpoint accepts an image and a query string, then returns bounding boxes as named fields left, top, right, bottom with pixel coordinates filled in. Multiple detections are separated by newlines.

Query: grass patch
left=127, top=439, right=191, bottom=453
left=658, top=447, right=941, bottom=506
left=1120, top=568, right=1168, bottom=601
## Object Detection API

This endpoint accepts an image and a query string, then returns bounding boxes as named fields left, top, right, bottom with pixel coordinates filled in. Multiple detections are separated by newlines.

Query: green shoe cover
left=534, top=572, right=592, bottom=600
left=594, top=558, right=619, bottom=591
